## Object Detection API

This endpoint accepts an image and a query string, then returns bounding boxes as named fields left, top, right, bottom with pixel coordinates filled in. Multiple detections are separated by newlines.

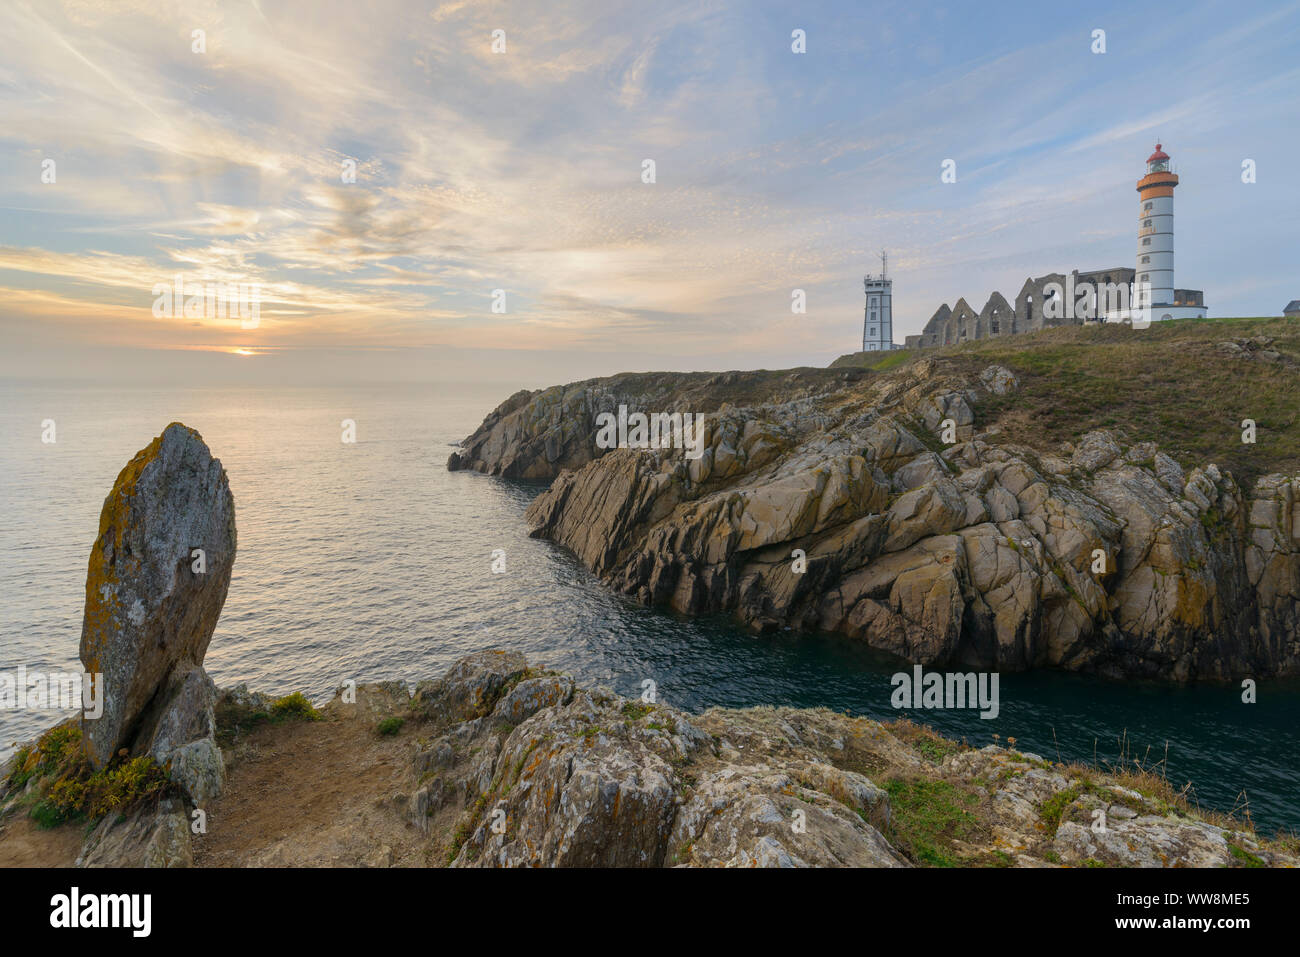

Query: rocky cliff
left=450, top=351, right=1300, bottom=681
left=400, top=650, right=1294, bottom=868
left=12, top=649, right=1290, bottom=868
left=3, top=413, right=1294, bottom=868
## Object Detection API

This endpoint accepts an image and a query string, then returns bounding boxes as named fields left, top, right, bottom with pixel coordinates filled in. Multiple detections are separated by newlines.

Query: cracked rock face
left=454, top=364, right=1300, bottom=680
left=76, top=797, right=193, bottom=868
left=79, top=422, right=236, bottom=777
left=415, top=652, right=908, bottom=868
left=38, top=650, right=1290, bottom=869
left=446, top=369, right=869, bottom=481
left=410, top=652, right=1292, bottom=868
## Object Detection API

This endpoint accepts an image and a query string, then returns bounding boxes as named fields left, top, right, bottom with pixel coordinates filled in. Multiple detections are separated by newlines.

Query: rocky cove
left=2, top=327, right=1298, bottom=867
left=448, top=351, right=1300, bottom=684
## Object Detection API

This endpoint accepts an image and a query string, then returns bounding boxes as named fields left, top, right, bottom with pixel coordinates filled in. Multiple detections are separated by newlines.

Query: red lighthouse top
left=1137, top=142, right=1178, bottom=194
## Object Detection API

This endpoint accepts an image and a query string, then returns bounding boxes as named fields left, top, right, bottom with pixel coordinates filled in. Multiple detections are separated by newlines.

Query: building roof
left=922, top=303, right=951, bottom=335
left=979, top=291, right=1012, bottom=318
left=1077, top=266, right=1135, bottom=279
left=1284, top=300, right=1300, bottom=313
left=1147, top=143, right=1169, bottom=164
left=950, top=298, right=977, bottom=320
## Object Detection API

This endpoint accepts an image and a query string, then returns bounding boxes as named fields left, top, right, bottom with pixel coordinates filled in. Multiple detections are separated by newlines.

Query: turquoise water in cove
left=1, top=380, right=1297, bottom=832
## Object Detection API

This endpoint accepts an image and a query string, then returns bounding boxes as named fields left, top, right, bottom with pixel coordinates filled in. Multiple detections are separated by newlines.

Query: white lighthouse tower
left=1131, top=144, right=1206, bottom=321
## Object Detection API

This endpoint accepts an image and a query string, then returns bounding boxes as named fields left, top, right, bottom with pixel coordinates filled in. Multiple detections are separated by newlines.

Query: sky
left=1, top=0, right=1297, bottom=387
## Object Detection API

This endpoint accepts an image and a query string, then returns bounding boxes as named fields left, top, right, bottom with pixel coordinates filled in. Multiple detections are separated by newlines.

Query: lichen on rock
left=79, top=422, right=235, bottom=774
left=453, top=362, right=1300, bottom=681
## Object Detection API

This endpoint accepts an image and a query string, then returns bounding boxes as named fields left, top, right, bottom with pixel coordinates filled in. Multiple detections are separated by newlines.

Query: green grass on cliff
left=4, top=724, right=171, bottom=829
left=834, top=317, right=1300, bottom=487
left=881, top=777, right=984, bottom=867
left=541, top=366, right=874, bottom=416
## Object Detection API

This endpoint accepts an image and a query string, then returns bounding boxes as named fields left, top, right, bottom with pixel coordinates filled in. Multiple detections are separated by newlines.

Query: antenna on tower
left=880, top=250, right=888, bottom=280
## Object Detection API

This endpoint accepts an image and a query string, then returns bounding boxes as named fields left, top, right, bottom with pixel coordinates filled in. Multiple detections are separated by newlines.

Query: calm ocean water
left=1, top=380, right=1297, bottom=832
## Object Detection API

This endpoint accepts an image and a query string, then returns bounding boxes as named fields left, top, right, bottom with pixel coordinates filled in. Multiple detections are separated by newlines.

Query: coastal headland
left=3, top=318, right=1298, bottom=868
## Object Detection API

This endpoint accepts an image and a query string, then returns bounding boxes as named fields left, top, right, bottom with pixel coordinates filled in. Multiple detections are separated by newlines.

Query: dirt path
left=1, top=685, right=427, bottom=869
left=0, top=812, right=85, bottom=867
left=193, top=686, right=426, bottom=867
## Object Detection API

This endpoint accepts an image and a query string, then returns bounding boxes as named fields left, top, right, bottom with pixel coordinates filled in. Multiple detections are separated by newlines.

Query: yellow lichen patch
left=94, top=423, right=204, bottom=555
left=524, top=751, right=546, bottom=779
left=80, top=424, right=207, bottom=674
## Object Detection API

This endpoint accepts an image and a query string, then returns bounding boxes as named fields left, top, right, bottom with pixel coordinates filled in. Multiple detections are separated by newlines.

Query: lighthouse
left=1131, top=144, right=1207, bottom=321
left=1135, top=144, right=1176, bottom=307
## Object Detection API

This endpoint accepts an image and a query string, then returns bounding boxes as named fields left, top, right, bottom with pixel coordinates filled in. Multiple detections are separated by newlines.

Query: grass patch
left=882, top=777, right=982, bottom=867
left=376, top=717, right=404, bottom=736
left=621, top=701, right=655, bottom=720
left=1227, top=842, right=1264, bottom=868
left=1039, top=785, right=1082, bottom=836
left=447, top=793, right=489, bottom=866
left=214, top=698, right=270, bottom=746
left=29, top=799, right=67, bottom=829
left=829, top=348, right=915, bottom=373
left=933, top=317, right=1300, bottom=488
left=883, top=717, right=963, bottom=764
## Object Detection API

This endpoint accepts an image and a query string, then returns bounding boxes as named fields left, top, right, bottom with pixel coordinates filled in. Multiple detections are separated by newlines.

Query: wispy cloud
left=1, top=0, right=1297, bottom=379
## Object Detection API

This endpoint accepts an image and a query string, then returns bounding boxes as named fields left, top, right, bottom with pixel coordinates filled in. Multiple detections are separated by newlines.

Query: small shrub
left=6, top=723, right=85, bottom=795
left=46, top=756, right=169, bottom=821
left=11, top=722, right=177, bottom=830
left=6, top=746, right=37, bottom=792
left=29, top=799, right=68, bottom=830
left=1039, top=786, right=1082, bottom=836
left=214, top=697, right=271, bottom=745
left=621, top=701, right=654, bottom=720
left=270, top=692, right=322, bottom=722
left=377, top=717, right=404, bottom=736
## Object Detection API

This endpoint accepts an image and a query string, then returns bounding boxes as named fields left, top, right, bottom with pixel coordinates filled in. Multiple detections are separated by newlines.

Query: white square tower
left=863, top=251, right=894, bottom=351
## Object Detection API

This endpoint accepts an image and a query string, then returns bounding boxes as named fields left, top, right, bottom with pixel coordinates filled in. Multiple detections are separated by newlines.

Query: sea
left=1, top=380, right=1297, bottom=832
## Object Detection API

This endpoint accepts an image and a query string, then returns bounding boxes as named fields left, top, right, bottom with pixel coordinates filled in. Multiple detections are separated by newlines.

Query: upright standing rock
left=79, top=423, right=236, bottom=782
